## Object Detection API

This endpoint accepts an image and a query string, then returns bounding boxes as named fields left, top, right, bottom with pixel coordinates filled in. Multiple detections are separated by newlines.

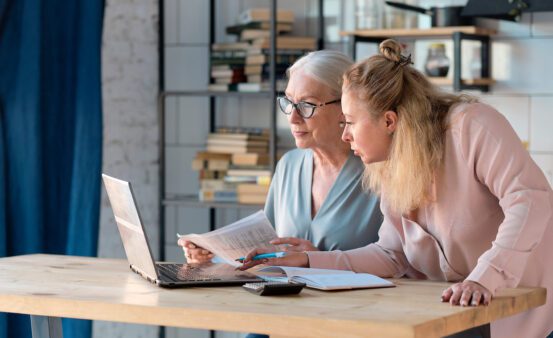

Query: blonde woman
left=241, top=40, right=553, bottom=338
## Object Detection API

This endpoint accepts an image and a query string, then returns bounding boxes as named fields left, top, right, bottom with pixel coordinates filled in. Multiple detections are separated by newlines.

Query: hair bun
left=379, top=39, right=403, bottom=63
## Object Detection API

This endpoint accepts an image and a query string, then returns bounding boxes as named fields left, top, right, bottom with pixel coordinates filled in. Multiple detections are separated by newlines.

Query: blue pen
left=235, top=252, right=286, bottom=262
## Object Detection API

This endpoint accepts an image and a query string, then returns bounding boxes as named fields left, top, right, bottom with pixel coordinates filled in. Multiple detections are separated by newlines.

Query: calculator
left=242, top=281, right=306, bottom=296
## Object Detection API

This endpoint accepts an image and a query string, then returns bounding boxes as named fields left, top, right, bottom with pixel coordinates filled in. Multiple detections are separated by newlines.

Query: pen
left=235, top=252, right=286, bottom=262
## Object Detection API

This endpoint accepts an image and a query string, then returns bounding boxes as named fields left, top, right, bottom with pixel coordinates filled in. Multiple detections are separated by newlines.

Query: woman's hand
left=177, top=239, right=213, bottom=264
left=441, top=280, right=492, bottom=306
left=238, top=247, right=310, bottom=270
left=270, top=237, right=319, bottom=252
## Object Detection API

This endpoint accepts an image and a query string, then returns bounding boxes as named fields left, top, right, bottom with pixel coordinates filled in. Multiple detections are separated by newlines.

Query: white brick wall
left=97, top=0, right=159, bottom=337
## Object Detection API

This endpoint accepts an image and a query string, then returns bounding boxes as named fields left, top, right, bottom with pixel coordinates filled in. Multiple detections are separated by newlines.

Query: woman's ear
left=383, top=110, right=398, bottom=135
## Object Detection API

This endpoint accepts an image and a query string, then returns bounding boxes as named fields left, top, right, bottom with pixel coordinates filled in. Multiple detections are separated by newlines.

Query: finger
left=471, top=291, right=482, bottom=306
left=449, top=286, right=463, bottom=306
left=241, top=248, right=272, bottom=264
left=185, top=242, right=197, bottom=249
left=270, top=237, right=302, bottom=246
left=238, top=258, right=266, bottom=270
left=483, top=291, right=492, bottom=306
left=189, top=248, right=211, bottom=257
left=442, top=287, right=453, bottom=302
left=460, top=289, right=473, bottom=307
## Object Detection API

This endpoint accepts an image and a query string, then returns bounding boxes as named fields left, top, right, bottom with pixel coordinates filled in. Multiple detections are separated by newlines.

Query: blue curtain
left=0, top=0, right=104, bottom=337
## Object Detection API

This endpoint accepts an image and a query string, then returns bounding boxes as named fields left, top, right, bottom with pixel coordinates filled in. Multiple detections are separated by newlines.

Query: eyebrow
left=283, top=94, right=320, bottom=103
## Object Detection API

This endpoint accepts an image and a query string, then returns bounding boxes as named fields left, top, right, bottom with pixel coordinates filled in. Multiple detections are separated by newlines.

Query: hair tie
left=397, top=54, right=413, bottom=67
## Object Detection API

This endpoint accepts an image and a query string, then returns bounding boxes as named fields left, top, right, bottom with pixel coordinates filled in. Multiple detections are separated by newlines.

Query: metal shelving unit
left=158, top=0, right=325, bottom=266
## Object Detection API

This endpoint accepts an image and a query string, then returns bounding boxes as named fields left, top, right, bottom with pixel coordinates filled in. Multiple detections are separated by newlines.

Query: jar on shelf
left=424, top=43, right=449, bottom=77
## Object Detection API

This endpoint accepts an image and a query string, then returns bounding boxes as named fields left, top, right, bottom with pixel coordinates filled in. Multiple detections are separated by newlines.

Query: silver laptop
left=102, top=174, right=263, bottom=288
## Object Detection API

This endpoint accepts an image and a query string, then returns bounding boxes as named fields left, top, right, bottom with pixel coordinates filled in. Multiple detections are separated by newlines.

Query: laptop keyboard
left=156, top=263, right=222, bottom=282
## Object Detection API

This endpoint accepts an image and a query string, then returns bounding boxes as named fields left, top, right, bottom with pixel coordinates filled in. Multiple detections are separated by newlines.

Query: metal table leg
left=30, top=316, right=63, bottom=338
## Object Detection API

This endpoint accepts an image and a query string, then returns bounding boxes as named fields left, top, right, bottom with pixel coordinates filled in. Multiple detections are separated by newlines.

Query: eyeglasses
left=277, top=96, right=341, bottom=119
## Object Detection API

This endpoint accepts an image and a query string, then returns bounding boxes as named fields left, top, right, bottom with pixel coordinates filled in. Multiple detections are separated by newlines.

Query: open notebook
left=258, top=266, right=395, bottom=291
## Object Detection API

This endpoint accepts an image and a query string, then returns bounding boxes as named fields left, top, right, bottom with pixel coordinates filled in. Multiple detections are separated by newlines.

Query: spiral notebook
left=258, top=266, right=395, bottom=291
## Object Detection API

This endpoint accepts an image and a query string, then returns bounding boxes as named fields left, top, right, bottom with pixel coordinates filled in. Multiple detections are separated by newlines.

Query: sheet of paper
left=177, top=210, right=281, bottom=266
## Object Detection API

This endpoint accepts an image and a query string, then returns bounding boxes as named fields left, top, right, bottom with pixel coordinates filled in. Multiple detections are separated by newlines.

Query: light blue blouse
left=264, top=149, right=383, bottom=251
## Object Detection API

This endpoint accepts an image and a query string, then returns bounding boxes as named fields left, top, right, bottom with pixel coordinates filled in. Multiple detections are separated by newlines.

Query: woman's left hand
left=269, top=237, right=318, bottom=252
left=441, top=280, right=492, bottom=306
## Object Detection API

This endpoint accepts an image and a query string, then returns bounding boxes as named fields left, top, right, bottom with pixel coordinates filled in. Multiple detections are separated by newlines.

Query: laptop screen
left=102, top=174, right=158, bottom=280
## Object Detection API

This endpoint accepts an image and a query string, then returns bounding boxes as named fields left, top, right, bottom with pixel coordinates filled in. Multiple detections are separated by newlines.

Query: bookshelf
left=341, top=26, right=496, bottom=92
left=158, top=0, right=325, bottom=264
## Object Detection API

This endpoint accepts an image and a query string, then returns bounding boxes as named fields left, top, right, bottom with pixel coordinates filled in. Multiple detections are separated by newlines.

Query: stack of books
left=192, top=127, right=272, bottom=204
left=207, top=8, right=316, bottom=92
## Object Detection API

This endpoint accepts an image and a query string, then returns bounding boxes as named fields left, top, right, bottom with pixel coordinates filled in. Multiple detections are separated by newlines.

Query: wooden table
left=0, top=254, right=546, bottom=338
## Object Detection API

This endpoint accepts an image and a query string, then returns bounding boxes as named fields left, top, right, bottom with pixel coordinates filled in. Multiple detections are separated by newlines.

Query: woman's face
left=341, top=90, right=395, bottom=164
left=284, top=71, right=344, bottom=150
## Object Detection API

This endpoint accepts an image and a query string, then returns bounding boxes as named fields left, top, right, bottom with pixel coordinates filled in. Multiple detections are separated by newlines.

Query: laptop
left=102, top=174, right=263, bottom=288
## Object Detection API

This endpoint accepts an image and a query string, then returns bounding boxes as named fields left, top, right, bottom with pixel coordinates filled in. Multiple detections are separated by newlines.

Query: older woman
left=179, top=50, right=382, bottom=264
left=241, top=40, right=553, bottom=338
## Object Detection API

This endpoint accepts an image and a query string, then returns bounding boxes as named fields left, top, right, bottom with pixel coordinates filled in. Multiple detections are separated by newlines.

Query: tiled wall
left=162, top=1, right=553, bottom=337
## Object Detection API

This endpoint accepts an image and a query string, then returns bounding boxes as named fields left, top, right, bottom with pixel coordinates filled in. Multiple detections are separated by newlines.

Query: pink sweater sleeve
left=460, top=104, right=553, bottom=294
left=307, top=201, right=410, bottom=278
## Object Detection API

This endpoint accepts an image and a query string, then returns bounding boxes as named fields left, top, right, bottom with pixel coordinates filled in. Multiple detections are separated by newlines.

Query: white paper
left=177, top=210, right=281, bottom=267
left=258, top=266, right=394, bottom=291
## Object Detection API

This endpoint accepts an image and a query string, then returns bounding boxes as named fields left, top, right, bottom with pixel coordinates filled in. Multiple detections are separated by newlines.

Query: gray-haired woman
left=179, top=50, right=382, bottom=266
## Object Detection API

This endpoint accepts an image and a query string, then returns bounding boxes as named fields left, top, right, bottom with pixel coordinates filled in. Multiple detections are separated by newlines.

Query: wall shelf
left=163, top=195, right=264, bottom=209
left=343, top=26, right=496, bottom=92
left=340, top=26, right=497, bottom=39
left=429, top=77, right=496, bottom=86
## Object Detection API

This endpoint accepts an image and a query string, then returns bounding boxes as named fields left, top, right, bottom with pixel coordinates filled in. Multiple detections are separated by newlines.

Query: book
left=232, top=153, right=270, bottom=166
left=198, top=188, right=237, bottom=203
left=238, top=193, right=267, bottom=205
left=191, top=158, right=230, bottom=171
left=216, top=126, right=269, bottom=136
left=207, top=138, right=268, bottom=148
left=258, top=266, right=396, bottom=291
left=224, top=175, right=271, bottom=185
left=251, top=36, right=316, bottom=50
left=227, top=168, right=272, bottom=177
left=194, top=152, right=233, bottom=161
left=207, top=144, right=268, bottom=154
left=238, top=9, right=295, bottom=24
left=237, top=184, right=270, bottom=195
left=211, top=42, right=253, bottom=51
left=208, top=132, right=269, bottom=142
left=237, top=80, right=287, bottom=92
left=207, top=83, right=239, bottom=92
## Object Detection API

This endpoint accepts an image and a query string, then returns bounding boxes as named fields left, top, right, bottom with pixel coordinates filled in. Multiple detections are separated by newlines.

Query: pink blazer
left=307, top=102, right=553, bottom=337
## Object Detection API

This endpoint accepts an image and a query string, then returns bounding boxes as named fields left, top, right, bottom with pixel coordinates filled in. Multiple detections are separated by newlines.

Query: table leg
left=30, top=316, right=63, bottom=338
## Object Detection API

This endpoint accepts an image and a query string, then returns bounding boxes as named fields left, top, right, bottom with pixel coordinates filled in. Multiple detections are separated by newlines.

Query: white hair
left=287, top=50, right=354, bottom=97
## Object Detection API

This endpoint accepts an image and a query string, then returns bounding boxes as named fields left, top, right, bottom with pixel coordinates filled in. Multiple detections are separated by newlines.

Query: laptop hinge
left=130, top=264, right=160, bottom=285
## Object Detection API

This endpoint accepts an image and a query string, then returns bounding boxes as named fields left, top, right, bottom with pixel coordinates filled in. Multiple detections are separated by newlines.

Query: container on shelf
left=424, top=43, right=449, bottom=77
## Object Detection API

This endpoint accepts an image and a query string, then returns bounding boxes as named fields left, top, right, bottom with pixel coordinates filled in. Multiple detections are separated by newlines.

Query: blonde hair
left=288, top=50, right=354, bottom=97
left=343, top=39, right=476, bottom=214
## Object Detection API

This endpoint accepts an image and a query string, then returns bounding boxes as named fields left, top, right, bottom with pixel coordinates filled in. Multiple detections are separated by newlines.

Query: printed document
left=177, top=210, right=281, bottom=266
left=258, top=266, right=395, bottom=291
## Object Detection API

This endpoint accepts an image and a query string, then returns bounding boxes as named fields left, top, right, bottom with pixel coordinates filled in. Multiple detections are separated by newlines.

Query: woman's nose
left=288, top=107, right=303, bottom=123
left=341, top=127, right=351, bottom=143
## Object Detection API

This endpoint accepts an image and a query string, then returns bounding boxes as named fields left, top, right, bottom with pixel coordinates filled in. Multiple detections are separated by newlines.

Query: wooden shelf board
left=160, top=90, right=274, bottom=98
left=428, top=77, right=496, bottom=86
left=341, top=26, right=497, bottom=38
left=163, top=195, right=264, bottom=209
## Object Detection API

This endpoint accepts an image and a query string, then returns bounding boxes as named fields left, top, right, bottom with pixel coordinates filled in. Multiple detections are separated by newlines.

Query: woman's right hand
left=237, top=247, right=309, bottom=270
left=177, top=239, right=213, bottom=264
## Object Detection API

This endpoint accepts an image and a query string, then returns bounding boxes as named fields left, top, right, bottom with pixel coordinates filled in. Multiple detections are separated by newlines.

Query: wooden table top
left=0, top=254, right=545, bottom=338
